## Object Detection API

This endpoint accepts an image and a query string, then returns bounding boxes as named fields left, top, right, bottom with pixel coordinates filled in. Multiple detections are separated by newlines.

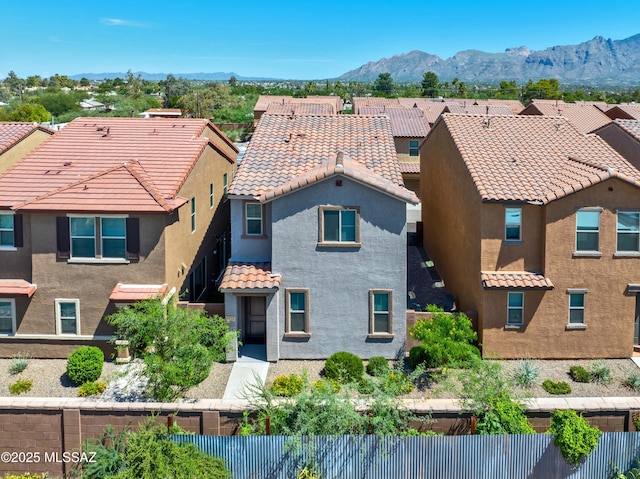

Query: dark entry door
left=635, top=295, right=640, bottom=346
left=245, top=296, right=266, bottom=344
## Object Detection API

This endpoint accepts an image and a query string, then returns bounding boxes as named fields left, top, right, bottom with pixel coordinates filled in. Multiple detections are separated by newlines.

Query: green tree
left=0, top=103, right=50, bottom=122
left=228, top=75, right=238, bottom=87
left=523, top=78, right=561, bottom=103
left=26, top=75, right=44, bottom=88
left=123, top=70, right=144, bottom=99
left=39, top=91, right=81, bottom=116
left=79, top=77, right=91, bottom=87
left=495, top=80, right=519, bottom=99
left=373, top=73, right=394, bottom=97
left=421, top=71, right=440, bottom=97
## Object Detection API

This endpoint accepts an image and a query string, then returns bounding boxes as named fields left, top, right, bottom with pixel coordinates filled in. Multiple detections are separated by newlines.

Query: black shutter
left=56, top=216, right=70, bottom=259
left=126, top=218, right=140, bottom=261
left=13, top=214, right=23, bottom=248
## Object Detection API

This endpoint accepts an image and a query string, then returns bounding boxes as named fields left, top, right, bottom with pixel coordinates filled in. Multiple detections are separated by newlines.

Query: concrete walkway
left=222, top=344, right=270, bottom=401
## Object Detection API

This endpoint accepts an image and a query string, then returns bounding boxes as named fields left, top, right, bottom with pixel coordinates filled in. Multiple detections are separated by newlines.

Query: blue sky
left=2, top=0, right=639, bottom=80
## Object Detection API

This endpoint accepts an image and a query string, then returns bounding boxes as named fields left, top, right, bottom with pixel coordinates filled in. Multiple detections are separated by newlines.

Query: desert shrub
left=78, top=381, right=107, bottom=397
left=409, top=310, right=480, bottom=368
left=513, top=358, right=540, bottom=388
left=380, top=371, right=414, bottom=396
left=633, top=412, right=640, bottom=431
left=589, top=360, right=613, bottom=385
left=549, top=409, right=601, bottom=466
left=9, top=377, right=33, bottom=395
left=357, top=377, right=377, bottom=394
left=66, top=346, right=104, bottom=386
left=569, top=365, right=590, bottom=383
left=366, top=356, right=389, bottom=377
left=312, top=379, right=340, bottom=394
left=625, top=371, right=640, bottom=392
left=323, top=351, right=364, bottom=383
left=476, top=392, right=535, bottom=435
left=543, top=379, right=572, bottom=395
left=8, top=352, right=31, bottom=375
left=270, top=374, right=304, bottom=397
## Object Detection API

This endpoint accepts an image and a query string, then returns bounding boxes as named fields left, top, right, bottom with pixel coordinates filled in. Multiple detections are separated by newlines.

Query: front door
left=635, top=295, right=640, bottom=346
left=244, top=296, right=266, bottom=344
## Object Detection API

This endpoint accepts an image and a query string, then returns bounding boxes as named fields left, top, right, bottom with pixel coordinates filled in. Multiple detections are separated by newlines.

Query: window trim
left=244, top=201, right=264, bottom=237
left=318, top=205, right=361, bottom=247
left=504, top=207, right=522, bottom=242
left=0, top=211, right=16, bottom=250
left=616, top=210, right=640, bottom=254
left=222, top=173, right=228, bottom=200
left=368, top=289, right=394, bottom=338
left=0, top=298, right=16, bottom=335
left=284, top=288, right=310, bottom=338
left=65, top=214, right=130, bottom=262
left=507, top=291, right=524, bottom=326
left=190, top=197, right=196, bottom=233
left=409, top=140, right=419, bottom=157
left=566, top=289, right=587, bottom=329
left=209, top=183, right=215, bottom=209
left=575, top=208, right=601, bottom=255
left=70, top=216, right=96, bottom=258
left=55, top=298, right=80, bottom=335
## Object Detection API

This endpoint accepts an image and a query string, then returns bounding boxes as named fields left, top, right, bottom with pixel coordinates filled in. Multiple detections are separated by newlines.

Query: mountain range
left=338, top=34, right=640, bottom=85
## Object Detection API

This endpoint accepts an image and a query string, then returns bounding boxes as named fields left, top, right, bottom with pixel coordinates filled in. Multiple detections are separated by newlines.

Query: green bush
left=78, top=381, right=107, bottom=397
left=357, top=377, right=377, bottom=394
left=549, top=409, right=602, bottom=466
left=9, top=377, right=33, bottom=395
left=66, top=346, right=104, bottom=386
left=8, top=352, right=30, bottom=375
left=380, top=371, right=414, bottom=396
left=408, top=311, right=480, bottom=368
left=625, top=371, right=640, bottom=391
left=476, top=392, right=535, bottom=435
left=569, top=365, right=591, bottom=383
left=312, top=379, right=340, bottom=394
left=366, top=356, right=389, bottom=377
left=323, top=351, right=364, bottom=383
left=542, top=379, right=572, bottom=395
left=270, top=374, right=304, bottom=397
left=589, top=360, right=613, bottom=385
left=513, top=358, right=540, bottom=388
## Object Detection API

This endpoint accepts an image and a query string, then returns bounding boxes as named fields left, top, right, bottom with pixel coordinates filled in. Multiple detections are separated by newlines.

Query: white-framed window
left=285, top=288, right=310, bottom=335
left=576, top=210, right=600, bottom=252
left=245, top=202, right=263, bottom=236
left=507, top=292, right=524, bottom=325
left=190, top=197, right=196, bottom=233
left=505, top=207, right=522, bottom=241
left=568, top=291, right=586, bottom=324
left=0, top=299, right=16, bottom=335
left=69, top=216, right=127, bottom=259
left=209, top=183, right=214, bottom=208
left=0, top=213, right=14, bottom=248
left=409, top=140, right=419, bottom=156
left=319, top=206, right=359, bottom=244
left=617, top=211, right=640, bottom=253
left=55, top=299, right=80, bottom=335
left=370, top=290, right=393, bottom=335
left=101, top=217, right=126, bottom=258
left=70, top=217, right=96, bottom=258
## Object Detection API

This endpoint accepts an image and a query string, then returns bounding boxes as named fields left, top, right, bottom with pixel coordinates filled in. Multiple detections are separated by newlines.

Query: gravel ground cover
left=1, top=357, right=638, bottom=400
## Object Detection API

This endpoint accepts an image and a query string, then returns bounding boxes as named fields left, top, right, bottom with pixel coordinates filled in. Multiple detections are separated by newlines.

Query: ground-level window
left=0, top=299, right=16, bottom=334
left=285, top=288, right=310, bottom=335
left=370, top=290, right=393, bottom=335
left=55, top=299, right=80, bottom=335
left=568, top=291, right=586, bottom=324
left=507, top=292, right=524, bottom=325
left=190, top=257, right=207, bottom=301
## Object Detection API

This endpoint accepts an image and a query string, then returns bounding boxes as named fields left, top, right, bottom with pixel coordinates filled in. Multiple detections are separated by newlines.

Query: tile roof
left=436, top=114, right=640, bottom=204
left=231, top=114, right=404, bottom=197
left=444, top=104, right=514, bottom=116
left=357, top=108, right=430, bottom=137
left=520, top=103, right=611, bottom=134
left=0, top=122, right=54, bottom=155
left=218, top=262, right=280, bottom=290
left=254, top=95, right=342, bottom=113
left=399, top=162, right=420, bottom=174
left=473, top=99, right=525, bottom=115
left=613, top=119, right=640, bottom=142
left=605, top=105, right=640, bottom=121
left=109, top=283, right=169, bottom=301
left=0, top=117, right=234, bottom=212
left=260, top=152, right=418, bottom=204
left=481, top=272, right=554, bottom=289
left=265, top=102, right=334, bottom=116
left=0, top=279, right=37, bottom=297
left=352, top=97, right=401, bottom=114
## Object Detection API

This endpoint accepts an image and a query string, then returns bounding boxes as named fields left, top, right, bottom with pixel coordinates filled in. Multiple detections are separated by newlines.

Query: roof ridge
left=124, top=161, right=174, bottom=212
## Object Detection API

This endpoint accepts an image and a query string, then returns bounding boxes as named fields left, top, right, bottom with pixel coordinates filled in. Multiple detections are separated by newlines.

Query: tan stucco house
left=0, top=117, right=236, bottom=357
left=0, top=122, right=55, bottom=174
left=421, top=113, right=640, bottom=359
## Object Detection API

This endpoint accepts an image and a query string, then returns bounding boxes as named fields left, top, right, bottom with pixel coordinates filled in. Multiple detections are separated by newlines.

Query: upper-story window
left=505, top=207, right=522, bottom=241
left=223, top=173, right=228, bottom=198
left=57, top=216, right=139, bottom=262
left=245, top=203, right=263, bottom=236
left=617, top=211, right=640, bottom=253
left=70, top=217, right=97, bottom=257
left=319, top=206, right=360, bottom=245
left=409, top=140, right=419, bottom=157
left=190, top=197, right=196, bottom=233
left=209, top=183, right=214, bottom=208
left=0, top=213, right=15, bottom=248
left=101, top=218, right=126, bottom=258
left=576, top=210, right=600, bottom=252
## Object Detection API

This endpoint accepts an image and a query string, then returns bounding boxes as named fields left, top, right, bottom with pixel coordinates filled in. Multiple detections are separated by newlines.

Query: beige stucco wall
left=395, top=137, right=421, bottom=163
left=0, top=130, right=52, bottom=173
left=481, top=178, right=640, bottom=359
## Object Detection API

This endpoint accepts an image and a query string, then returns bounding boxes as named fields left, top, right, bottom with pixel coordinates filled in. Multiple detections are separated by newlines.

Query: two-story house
left=0, top=117, right=236, bottom=357
left=220, top=114, right=419, bottom=361
left=421, top=113, right=640, bottom=359
left=0, top=122, right=54, bottom=173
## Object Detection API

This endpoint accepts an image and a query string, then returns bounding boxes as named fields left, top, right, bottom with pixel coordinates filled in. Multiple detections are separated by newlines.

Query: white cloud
left=100, top=18, right=150, bottom=28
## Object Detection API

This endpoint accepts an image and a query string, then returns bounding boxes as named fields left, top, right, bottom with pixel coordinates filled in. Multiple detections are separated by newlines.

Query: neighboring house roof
left=473, top=99, right=524, bottom=115
left=481, top=272, right=554, bottom=290
left=519, top=103, right=611, bottom=134
left=142, top=108, right=182, bottom=118
left=444, top=104, right=514, bottom=116
left=109, top=283, right=169, bottom=301
left=79, top=99, right=104, bottom=109
left=265, top=102, right=334, bottom=116
left=357, top=107, right=430, bottom=138
left=352, top=97, right=401, bottom=114
left=0, top=279, right=37, bottom=297
left=254, top=95, right=342, bottom=114
left=605, top=105, right=640, bottom=121
left=612, top=119, right=640, bottom=142
left=231, top=114, right=405, bottom=198
left=0, top=122, right=54, bottom=155
left=435, top=113, right=640, bottom=205
left=219, top=262, right=280, bottom=291
left=399, top=162, right=420, bottom=174
left=0, top=117, right=236, bottom=213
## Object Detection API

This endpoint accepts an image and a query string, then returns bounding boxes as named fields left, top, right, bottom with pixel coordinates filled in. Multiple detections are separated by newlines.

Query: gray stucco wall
left=229, top=199, right=272, bottom=262
left=270, top=177, right=408, bottom=359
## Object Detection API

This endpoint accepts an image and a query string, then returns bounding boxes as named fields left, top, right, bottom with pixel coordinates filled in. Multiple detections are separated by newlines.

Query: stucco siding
left=229, top=199, right=272, bottom=262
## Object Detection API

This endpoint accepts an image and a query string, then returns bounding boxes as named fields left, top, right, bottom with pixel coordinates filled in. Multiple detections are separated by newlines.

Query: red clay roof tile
left=0, top=122, right=54, bottom=155
left=481, top=272, right=554, bottom=289
left=109, top=283, right=169, bottom=301
left=219, top=262, right=280, bottom=290
left=0, top=279, right=37, bottom=297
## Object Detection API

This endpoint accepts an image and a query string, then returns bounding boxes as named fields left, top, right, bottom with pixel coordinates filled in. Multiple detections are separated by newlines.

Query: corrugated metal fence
left=172, top=432, right=640, bottom=479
